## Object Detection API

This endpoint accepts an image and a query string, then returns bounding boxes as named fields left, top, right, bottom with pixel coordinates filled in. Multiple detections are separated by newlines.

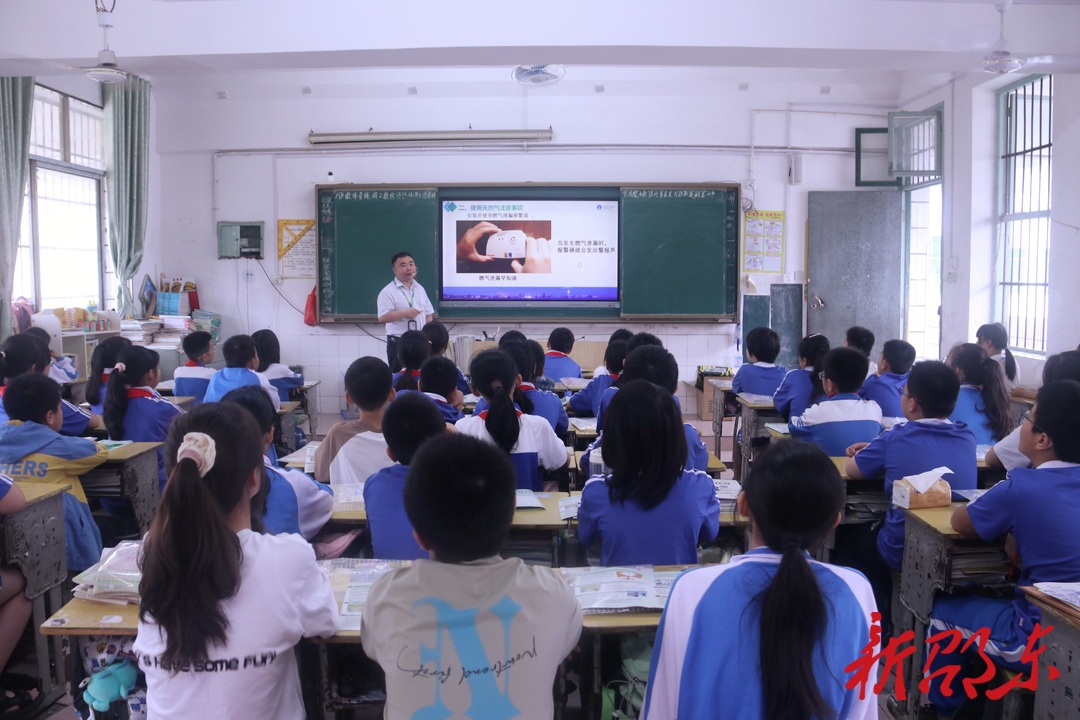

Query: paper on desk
left=559, top=495, right=581, bottom=520
left=764, top=423, right=789, bottom=435
left=713, top=478, right=740, bottom=500
left=570, top=418, right=597, bottom=432
left=906, top=466, right=953, bottom=494
left=1034, top=582, right=1080, bottom=610
left=976, top=445, right=992, bottom=462
left=954, top=488, right=988, bottom=502
left=515, top=489, right=545, bottom=510
left=333, top=484, right=365, bottom=512
left=303, top=441, right=321, bottom=474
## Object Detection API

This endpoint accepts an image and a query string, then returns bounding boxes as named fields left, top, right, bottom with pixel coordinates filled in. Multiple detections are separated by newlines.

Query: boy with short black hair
left=592, top=328, right=633, bottom=377
left=173, top=330, right=216, bottom=404
left=789, top=347, right=882, bottom=455
left=545, top=327, right=582, bottom=380
left=202, top=334, right=280, bottom=409
left=569, top=339, right=627, bottom=417
left=0, top=373, right=107, bottom=572
left=417, top=356, right=465, bottom=423
left=925, top=379, right=1080, bottom=717
left=858, top=339, right=916, bottom=427
left=314, top=357, right=396, bottom=488
left=361, top=433, right=582, bottom=717
left=732, top=326, right=787, bottom=396
left=845, top=325, right=878, bottom=377
left=421, top=321, right=470, bottom=394
left=364, top=392, right=447, bottom=559
left=839, top=360, right=977, bottom=637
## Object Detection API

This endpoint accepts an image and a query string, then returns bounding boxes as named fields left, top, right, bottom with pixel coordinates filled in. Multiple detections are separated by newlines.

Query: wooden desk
left=573, top=450, right=725, bottom=480
left=831, top=456, right=993, bottom=482
left=1023, top=587, right=1080, bottom=719
left=330, top=493, right=570, bottom=529
left=155, top=379, right=174, bottom=395
left=4, top=483, right=72, bottom=706
left=167, top=395, right=194, bottom=410
left=278, top=400, right=302, bottom=454
left=290, top=380, right=321, bottom=438
left=41, top=597, right=139, bottom=637
left=82, top=443, right=161, bottom=534
left=735, top=393, right=782, bottom=481
left=708, top=377, right=733, bottom=457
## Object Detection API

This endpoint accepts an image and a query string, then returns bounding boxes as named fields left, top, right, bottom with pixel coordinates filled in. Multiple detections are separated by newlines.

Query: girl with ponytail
left=643, top=439, right=878, bottom=720
left=391, top=330, right=431, bottom=392
left=0, top=334, right=100, bottom=435
left=976, top=322, right=1020, bottom=390
left=135, top=403, right=339, bottom=719
left=773, top=333, right=831, bottom=420
left=455, top=349, right=568, bottom=490
left=947, top=343, right=1013, bottom=443
left=104, top=346, right=185, bottom=492
left=85, top=336, right=132, bottom=415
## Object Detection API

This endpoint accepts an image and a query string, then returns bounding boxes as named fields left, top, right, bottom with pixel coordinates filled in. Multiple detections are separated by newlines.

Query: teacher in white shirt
left=377, top=252, right=435, bottom=372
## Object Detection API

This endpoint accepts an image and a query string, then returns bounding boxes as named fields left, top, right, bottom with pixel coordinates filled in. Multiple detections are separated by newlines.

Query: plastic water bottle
left=733, top=324, right=743, bottom=371
left=589, top=446, right=611, bottom=478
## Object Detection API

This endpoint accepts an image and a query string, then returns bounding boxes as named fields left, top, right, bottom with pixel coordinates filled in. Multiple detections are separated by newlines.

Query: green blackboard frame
left=316, top=183, right=740, bottom=323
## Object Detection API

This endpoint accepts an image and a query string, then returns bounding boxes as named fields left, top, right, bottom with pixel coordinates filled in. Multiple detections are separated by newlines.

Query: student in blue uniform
left=455, top=349, right=568, bottom=491
left=390, top=330, right=431, bottom=393
left=172, top=331, right=217, bottom=405
left=85, top=336, right=132, bottom=415
left=416, top=356, right=464, bottom=423
left=838, top=360, right=977, bottom=638
left=568, top=339, right=626, bottom=417
left=925, top=380, right=1080, bottom=718
left=221, top=386, right=333, bottom=540
left=846, top=325, right=878, bottom=377
left=590, top=328, right=633, bottom=378
left=578, top=380, right=719, bottom=566
left=0, top=334, right=99, bottom=435
left=945, top=343, right=1012, bottom=445
left=584, top=346, right=709, bottom=473
left=0, top=373, right=107, bottom=572
left=421, top=321, right=470, bottom=395
left=104, top=346, right=186, bottom=494
left=474, top=340, right=568, bottom=436
left=23, top=327, right=77, bottom=384
left=789, top=347, right=882, bottom=455
left=544, top=327, right=582, bottom=380
left=732, top=326, right=787, bottom=395
left=858, top=338, right=916, bottom=428
left=203, top=334, right=280, bottom=410
left=252, top=329, right=304, bottom=402
left=643, top=440, right=878, bottom=720
left=528, top=338, right=556, bottom=393
left=772, top=333, right=830, bottom=421
left=364, top=392, right=447, bottom=559
left=595, top=332, right=665, bottom=433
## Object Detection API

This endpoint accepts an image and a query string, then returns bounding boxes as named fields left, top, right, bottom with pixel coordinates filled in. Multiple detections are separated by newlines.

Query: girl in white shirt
left=976, top=322, right=1021, bottom=391
left=134, top=402, right=339, bottom=720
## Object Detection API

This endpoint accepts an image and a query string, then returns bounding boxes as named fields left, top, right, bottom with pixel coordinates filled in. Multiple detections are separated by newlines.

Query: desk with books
left=735, top=393, right=782, bottom=482
left=81, top=443, right=162, bottom=534
left=1023, top=586, right=1080, bottom=720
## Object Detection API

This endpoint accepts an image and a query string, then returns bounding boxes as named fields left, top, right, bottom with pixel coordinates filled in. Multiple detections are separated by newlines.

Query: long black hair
left=744, top=439, right=845, bottom=720
left=251, top=329, right=281, bottom=373
left=499, top=340, right=536, bottom=414
left=86, top=336, right=132, bottom=406
left=976, top=322, right=1017, bottom=382
left=0, top=334, right=50, bottom=385
left=949, top=343, right=1012, bottom=441
left=799, top=334, right=831, bottom=406
left=139, top=402, right=264, bottom=667
left=394, top=330, right=431, bottom=391
left=104, top=346, right=160, bottom=440
left=469, top=349, right=521, bottom=454
left=601, top=380, right=687, bottom=510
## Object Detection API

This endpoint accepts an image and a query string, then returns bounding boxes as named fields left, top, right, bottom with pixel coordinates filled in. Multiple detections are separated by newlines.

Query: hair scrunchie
left=780, top=533, right=802, bottom=552
left=490, top=380, right=504, bottom=393
left=176, top=432, right=217, bottom=477
left=113, top=362, right=127, bottom=373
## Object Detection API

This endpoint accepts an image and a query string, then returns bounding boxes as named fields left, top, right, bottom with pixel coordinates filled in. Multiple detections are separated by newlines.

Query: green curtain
left=0, top=77, right=35, bottom=342
left=104, top=75, right=150, bottom=318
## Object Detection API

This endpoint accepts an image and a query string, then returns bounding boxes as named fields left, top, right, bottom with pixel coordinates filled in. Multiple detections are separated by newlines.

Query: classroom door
left=806, top=191, right=904, bottom=348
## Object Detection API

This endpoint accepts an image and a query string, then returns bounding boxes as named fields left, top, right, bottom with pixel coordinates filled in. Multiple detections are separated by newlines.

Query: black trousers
left=386, top=335, right=402, bottom=373
left=831, top=520, right=895, bottom=640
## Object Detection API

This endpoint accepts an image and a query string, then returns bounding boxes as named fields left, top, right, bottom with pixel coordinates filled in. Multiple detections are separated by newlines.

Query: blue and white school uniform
left=731, top=362, right=788, bottom=396
left=544, top=351, right=581, bottom=381
left=362, top=463, right=427, bottom=560
left=114, top=387, right=186, bottom=493
left=262, top=455, right=333, bottom=540
left=926, top=461, right=1080, bottom=716
left=455, top=367, right=471, bottom=395
left=48, top=356, right=78, bottom=384
left=568, top=372, right=616, bottom=417
left=858, top=372, right=908, bottom=427
left=419, top=391, right=463, bottom=423
left=596, top=386, right=684, bottom=434
left=0, top=420, right=107, bottom=572
left=203, top=367, right=281, bottom=410
left=853, top=418, right=978, bottom=570
left=391, top=369, right=421, bottom=389
left=455, top=410, right=567, bottom=491
left=771, top=367, right=818, bottom=421
left=949, top=384, right=998, bottom=445
left=262, top=362, right=304, bottom=403
left=581, top=423, right=709, bottom=475
left=789, top=393, right=883, bottom=456
left=643, top=549, right=878, bottom=720
left=577, top=469, right=719, bottom=566
left=0, top=386, right=91, bottom=437
left=172, top=360, right=217, bottom=405
left=474, top=383, right=568, bottom=436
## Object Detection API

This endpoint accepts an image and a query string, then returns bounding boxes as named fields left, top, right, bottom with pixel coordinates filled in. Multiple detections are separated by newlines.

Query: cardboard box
left=892, top=478, right=952, bottom=510
left=691, top=382, right=714, bottom=421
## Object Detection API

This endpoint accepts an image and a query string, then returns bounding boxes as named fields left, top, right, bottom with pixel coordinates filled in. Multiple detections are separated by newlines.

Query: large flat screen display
left=440, top=198, right=619, bottom=306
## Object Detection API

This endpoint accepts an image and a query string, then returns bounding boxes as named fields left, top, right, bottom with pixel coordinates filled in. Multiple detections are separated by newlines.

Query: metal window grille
left=29, top=87, right=62, bottom=160
left=996, top=75, right=1052, bottom=353
left=68, top=98, right=105, bottom=170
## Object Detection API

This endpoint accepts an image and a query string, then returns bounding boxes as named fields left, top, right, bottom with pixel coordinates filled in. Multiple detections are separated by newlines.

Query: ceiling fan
left=982, top=0, right=1025, bottom=73
left=84, top=0, right=129, bottom=83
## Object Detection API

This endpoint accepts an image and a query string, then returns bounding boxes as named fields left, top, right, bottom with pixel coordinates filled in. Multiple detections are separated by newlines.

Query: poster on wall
left=742, top=210, right=785, bottom=273
left=278, top=219, right=317, bottom=278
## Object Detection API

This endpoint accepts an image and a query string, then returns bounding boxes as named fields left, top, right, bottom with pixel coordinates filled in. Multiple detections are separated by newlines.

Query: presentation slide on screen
left=440, top=199, right=619, bottom=302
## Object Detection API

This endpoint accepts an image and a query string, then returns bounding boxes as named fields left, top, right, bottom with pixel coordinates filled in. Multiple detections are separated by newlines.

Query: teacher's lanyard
left=398, top=284, right=415, bottom=308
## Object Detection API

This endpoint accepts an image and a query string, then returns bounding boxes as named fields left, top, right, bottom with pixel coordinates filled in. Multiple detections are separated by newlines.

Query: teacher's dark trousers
left=386, top=335, right=402, bottom=373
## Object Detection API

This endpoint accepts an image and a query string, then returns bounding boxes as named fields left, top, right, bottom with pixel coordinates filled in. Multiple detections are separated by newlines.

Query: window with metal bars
left=995, top=75, right=1052, bottom=354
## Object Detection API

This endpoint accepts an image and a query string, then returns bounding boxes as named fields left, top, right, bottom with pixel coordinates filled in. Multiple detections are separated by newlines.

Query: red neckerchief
left=101, top=370, right=113, bottom=383
left=126, top=388, right=156, bottom=400
left=609, top=373, right=619, bottom=380
left=408, top=369, right=421, bottom=378
left=478, top=409, right=522, bottom=419
left=519, top=382, right=537, bottom=392
left=546, top=350, right=568, bottom=357
left=184, top=360, right=203, bottom=368
left=0, top=386, right=5, bottom=397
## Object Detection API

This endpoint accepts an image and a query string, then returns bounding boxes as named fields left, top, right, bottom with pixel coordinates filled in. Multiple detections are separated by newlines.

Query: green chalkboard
left=316, top=184, right=739, bottom=322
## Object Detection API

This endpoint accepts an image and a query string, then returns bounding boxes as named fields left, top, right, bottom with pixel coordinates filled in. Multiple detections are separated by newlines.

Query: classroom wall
left=145, top=66, right=905, bottom=412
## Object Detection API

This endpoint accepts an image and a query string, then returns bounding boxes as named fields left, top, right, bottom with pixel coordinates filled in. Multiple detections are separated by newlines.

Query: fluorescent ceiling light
left=308, top=129, right=553, bottom=145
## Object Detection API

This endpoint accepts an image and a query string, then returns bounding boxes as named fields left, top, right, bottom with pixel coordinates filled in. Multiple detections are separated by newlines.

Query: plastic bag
left=304, top=285, right=318, bottom=327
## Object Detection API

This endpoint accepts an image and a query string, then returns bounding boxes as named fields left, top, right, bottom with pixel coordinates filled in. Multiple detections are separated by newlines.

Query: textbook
left=515, top=489, right=546, bottom=510
left=569, top=417, right=597, bottom=433
left=321, top=558, right=411, bottom=631
left=764, top=422, right=790, bottom=435
left=561, top=566, right=680, bottom=614
left=73, top=541, right=142, bottom=605
left=559, top=495, right=582, bottom=520
left=333, top=484, right=365, bottom=512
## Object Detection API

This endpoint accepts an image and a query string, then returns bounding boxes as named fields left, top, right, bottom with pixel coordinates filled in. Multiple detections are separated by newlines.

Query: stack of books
left=72, top=541, right=142, bottom=605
